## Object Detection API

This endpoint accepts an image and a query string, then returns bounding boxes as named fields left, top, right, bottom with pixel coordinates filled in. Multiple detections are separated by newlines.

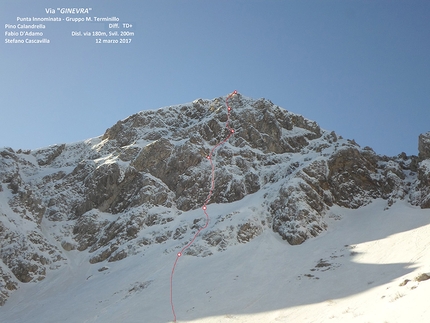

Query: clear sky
left=1, top=0, right=429, bottom=156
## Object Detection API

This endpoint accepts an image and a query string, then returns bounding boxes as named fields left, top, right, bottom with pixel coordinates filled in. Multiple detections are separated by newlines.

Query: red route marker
left=169, top=90, right=237, bottom=322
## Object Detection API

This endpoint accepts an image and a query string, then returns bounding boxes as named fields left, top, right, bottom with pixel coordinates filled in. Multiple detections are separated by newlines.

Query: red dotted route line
left=170, top=90, right=237, bottom=322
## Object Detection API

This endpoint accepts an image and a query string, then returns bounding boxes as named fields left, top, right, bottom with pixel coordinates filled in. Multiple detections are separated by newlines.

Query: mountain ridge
left=0, top=93, right=429, bottom=307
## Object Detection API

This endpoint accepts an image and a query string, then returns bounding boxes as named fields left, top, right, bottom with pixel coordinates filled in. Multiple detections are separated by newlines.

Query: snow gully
left=169, top=90, right=237, bottom=322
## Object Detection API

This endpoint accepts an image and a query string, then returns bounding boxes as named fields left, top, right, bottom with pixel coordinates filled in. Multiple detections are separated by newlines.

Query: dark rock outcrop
left=418, top=132, right=430, bottom=160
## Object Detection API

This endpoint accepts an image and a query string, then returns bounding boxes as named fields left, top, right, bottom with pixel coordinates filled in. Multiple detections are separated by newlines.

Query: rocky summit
left=0, top=93, right=429, bottom=305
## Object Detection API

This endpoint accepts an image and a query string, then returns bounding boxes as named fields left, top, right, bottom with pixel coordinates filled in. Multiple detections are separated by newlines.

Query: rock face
left=0, top=93, right=428, bottom=305
left=418, top=132, right=430, bottom=160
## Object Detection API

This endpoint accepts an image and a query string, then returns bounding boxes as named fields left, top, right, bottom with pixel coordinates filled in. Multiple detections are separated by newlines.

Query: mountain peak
left=0, top=93, right=429, bottom=307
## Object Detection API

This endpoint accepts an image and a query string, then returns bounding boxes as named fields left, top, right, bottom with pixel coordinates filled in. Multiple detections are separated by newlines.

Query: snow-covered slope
left=0, top=93, right=429, bottom=321
left=1, top=199, right=430, bottom=323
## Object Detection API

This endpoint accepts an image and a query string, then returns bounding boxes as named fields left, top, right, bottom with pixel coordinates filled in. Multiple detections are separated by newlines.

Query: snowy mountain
left=0, top=93, right=429, bottom=322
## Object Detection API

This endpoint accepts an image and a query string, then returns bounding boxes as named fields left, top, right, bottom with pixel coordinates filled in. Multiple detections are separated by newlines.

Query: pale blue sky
left=1, top=0, right=429, bottom=156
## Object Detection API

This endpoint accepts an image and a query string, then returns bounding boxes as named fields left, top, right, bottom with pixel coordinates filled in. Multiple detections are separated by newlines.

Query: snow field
left=1, top=199, right=429, bottom=323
